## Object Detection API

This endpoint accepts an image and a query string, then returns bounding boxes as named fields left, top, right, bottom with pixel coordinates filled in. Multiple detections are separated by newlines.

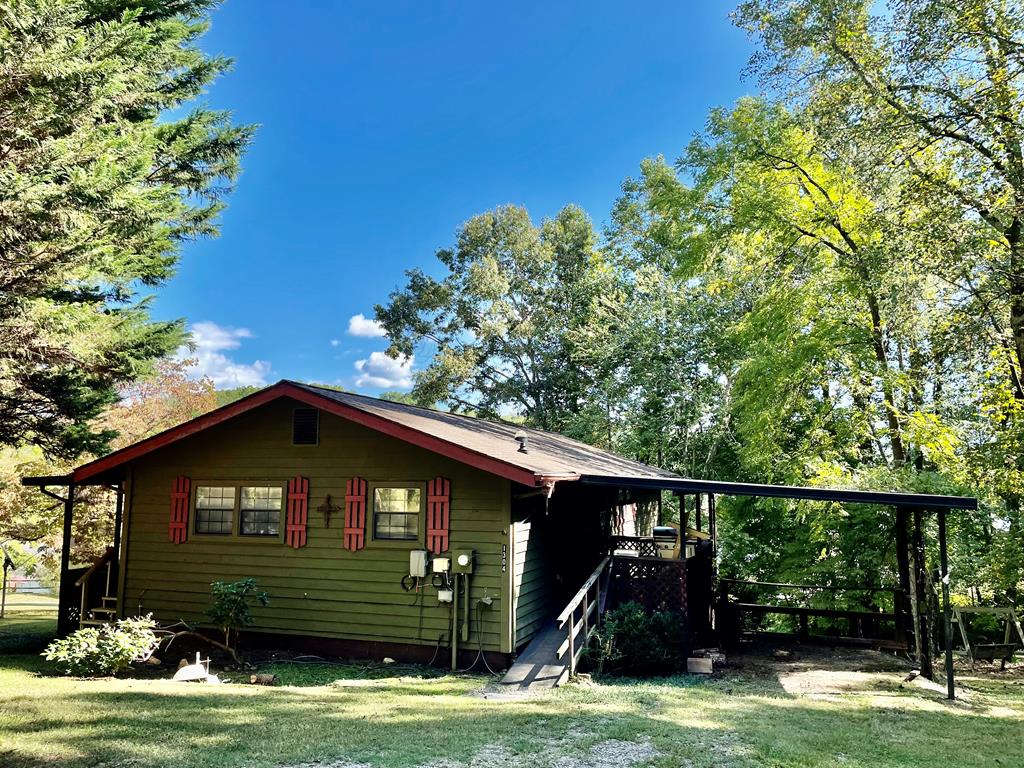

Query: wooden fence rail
left=718, top=578, right=905, bottom=647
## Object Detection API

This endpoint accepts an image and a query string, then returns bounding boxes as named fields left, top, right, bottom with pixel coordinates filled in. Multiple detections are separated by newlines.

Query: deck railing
left=555, top=556, right=612, bottom=677
left=610, top=535, right=660, bottom=558
left=718, top=578, right=905, bottom=646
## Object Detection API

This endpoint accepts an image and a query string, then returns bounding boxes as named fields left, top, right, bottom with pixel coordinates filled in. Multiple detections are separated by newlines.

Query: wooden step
left=101, top=596, right=118, bottom=606
left=501, top=622, right=569, bottom=691
left=90, top=607, right=117, bottom=616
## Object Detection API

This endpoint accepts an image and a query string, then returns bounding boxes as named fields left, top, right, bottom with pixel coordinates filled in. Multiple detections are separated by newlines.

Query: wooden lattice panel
left=611, top=536, right=659, bottom=558
left=610, top=556, right=688, bottom=617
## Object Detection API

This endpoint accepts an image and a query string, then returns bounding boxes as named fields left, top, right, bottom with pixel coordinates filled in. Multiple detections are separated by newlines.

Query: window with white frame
left=240, top=486, right=283, bottom=536
left=372, top=486, right=421, bottom=540
left=195, top=486, right=235, bottom=534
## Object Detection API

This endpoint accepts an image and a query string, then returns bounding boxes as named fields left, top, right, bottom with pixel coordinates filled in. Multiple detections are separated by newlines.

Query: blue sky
left=162, top=0, right=754, bottom=392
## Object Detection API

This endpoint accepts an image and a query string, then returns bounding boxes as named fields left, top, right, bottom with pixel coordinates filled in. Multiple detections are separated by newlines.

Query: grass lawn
left=0, top=594, right=57, bottom=654
left=0, top=646, right=1022, bottom=768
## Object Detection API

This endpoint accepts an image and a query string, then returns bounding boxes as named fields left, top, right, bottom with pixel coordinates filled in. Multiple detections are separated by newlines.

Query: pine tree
left=0, top=0, right=254, bottom=458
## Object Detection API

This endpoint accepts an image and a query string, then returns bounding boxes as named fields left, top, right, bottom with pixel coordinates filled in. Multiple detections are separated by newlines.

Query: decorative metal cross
left=317, top=494, right=341, bottom=527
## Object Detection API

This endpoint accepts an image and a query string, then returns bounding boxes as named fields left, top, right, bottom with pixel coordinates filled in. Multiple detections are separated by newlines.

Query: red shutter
left=344, top=477, right=367, bottom=551
left=169, top=476, right=191, bottom=544
left=426, top=476, right=450, bottom=554
left=285, top=475, right=309, bottom=548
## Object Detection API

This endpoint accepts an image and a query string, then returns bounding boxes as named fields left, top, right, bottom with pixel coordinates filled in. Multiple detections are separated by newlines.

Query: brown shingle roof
left=288, top=381, right=683, bottom=483
left=70, top=380, right=682, bottom=486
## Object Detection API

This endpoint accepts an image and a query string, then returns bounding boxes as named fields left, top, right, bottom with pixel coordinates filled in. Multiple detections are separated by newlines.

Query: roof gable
left=71, top=380, right=682, bottom=487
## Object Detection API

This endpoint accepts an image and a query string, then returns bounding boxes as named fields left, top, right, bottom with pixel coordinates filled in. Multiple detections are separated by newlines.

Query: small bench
left=972, top=643, right=1017, bottom=667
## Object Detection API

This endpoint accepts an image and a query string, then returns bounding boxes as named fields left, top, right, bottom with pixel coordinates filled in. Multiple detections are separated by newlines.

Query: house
left=29, top=380, right=693, bottom=668
left=22, top=379, right=978, bottom=689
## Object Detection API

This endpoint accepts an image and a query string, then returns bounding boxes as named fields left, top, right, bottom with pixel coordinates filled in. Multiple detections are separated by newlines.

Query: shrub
left=586, top=601, right=685, bottom=676
left=206, top=578, right=269, bottom=650
left=43, top=615, right=159, bottom=677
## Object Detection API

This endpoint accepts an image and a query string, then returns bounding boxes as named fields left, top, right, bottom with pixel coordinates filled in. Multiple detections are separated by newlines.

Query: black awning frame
left=579, top=475, right=977, bottom=510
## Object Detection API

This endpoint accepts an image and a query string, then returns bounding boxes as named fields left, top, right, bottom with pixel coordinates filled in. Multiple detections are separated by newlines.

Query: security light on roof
left=513, top=430, right=529, bottom=453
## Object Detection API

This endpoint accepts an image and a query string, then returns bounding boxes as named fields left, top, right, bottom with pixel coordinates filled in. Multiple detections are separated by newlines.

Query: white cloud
left=178, top=321, right=272, bottom=388
left=330, top=339, right=340, bottom=347
left=347, top=313, right=386, bottom=338
left=354, top=352, right=414, bottom=389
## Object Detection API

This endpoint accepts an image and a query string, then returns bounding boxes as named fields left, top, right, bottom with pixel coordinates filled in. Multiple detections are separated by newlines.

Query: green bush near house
left=586, top=601, right=686, bottom=676
left=206, top=578, right=269, bottom=653
left=42, top=615, right=159, bottom=677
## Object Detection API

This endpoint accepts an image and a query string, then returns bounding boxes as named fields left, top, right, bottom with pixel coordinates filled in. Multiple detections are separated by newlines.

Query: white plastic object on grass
left=173, top=652, right=211, bottom=682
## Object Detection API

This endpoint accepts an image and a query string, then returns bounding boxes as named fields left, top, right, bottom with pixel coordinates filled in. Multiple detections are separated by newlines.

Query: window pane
left=197, top=486, right=235, bottom=509
left=374, top=487, right=420, bottom=513
left=373, top=487, right=420, bottom=540
left=195, top=486, right=234, bottom=535
left=241, top=486, right=283, bottom=511
left=240, top=486, right=282, bottom=536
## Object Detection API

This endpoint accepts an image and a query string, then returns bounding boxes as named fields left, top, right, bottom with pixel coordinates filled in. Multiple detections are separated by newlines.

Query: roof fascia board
left=72, top=382, right=540, bottom=487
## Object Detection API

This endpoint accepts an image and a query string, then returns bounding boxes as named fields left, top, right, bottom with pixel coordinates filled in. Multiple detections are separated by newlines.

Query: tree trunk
left=1009, top=232, right=1024, bottom=400
left=865, top=290, right=907, bottom=465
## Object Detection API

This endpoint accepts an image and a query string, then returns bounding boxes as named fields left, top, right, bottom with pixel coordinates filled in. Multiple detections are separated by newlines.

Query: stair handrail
left=555, top=555, right=612, bottom=677
left=75, top=546, right=116, bottom=628
left=74, top=546, right=115, bottom=587
left=556, top=556, right=611, bottom=627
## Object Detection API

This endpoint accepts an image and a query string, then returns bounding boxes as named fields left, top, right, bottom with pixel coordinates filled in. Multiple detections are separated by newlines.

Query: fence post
left=0, top=556, right=9, bottom=619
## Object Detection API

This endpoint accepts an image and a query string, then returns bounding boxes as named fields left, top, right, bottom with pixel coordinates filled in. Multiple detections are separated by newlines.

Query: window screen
left=373, top=487, right=421, bottom=540
left=240, top=486, right=283, bottom=536
left=195, top=486, right=235, bottom=534
left=292, top=408, right=319, bottom=445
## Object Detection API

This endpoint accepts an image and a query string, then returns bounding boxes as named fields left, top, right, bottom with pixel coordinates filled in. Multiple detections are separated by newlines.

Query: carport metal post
left=938, top=507, right=955, bottom=700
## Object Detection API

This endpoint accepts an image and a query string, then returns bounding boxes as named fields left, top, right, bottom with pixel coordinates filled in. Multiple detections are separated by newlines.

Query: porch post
left=112, top=483, right=124, bottom=561
left=58, top=482, right=76, bottom=636
left=938, top=508, right=955, bottom=700
left=708, top=494, right=717, bottom=549
left=894, top=507, right=912, bottom=651
left=911, top=506, right=933, bottom=680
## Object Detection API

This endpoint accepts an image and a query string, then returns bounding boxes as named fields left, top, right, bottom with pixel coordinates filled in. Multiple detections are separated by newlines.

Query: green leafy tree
left=729, top=0, right=1024, bottom=604
left=0, top=0, right=254, bottom=459
left=376, top=204, right=613, bottom=436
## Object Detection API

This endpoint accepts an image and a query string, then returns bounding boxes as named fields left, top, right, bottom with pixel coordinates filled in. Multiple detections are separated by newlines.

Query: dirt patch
left=552, top=738, right=659, bottom=768
left=287, top=734, right=659, bottom=768
left=726, top=644, right=916, bottom=698
left=419, top=738, right=659, bottom=768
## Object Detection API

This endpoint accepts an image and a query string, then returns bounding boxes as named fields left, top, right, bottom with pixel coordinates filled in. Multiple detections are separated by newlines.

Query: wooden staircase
left=500, top=623, right=569, bottom=690
left=75, top=548, right=118, bottom=628
left=501, top=556, right=612, bottom=692
left=81, top=595, right=119, bottom=627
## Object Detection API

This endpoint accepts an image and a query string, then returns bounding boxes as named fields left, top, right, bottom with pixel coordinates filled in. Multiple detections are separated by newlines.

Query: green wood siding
left=511, top=509, right=552, bottom=648
left=121, top=398, right=510, bottom=652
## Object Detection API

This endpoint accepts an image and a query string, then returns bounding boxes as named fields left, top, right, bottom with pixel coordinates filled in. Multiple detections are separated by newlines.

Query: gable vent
left=292, top=408, right=319, bottom=446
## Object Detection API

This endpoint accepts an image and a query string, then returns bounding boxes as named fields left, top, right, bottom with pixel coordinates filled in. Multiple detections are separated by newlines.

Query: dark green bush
left=42, top=615, right=159, bottom=677
left=207, top=577, right=269, bottom=651
left=586, top=601, right=685, bottom=676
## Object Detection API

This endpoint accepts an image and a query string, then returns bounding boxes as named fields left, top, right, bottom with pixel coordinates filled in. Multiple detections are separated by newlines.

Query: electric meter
left=453, top=549, right=474, bottom=574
